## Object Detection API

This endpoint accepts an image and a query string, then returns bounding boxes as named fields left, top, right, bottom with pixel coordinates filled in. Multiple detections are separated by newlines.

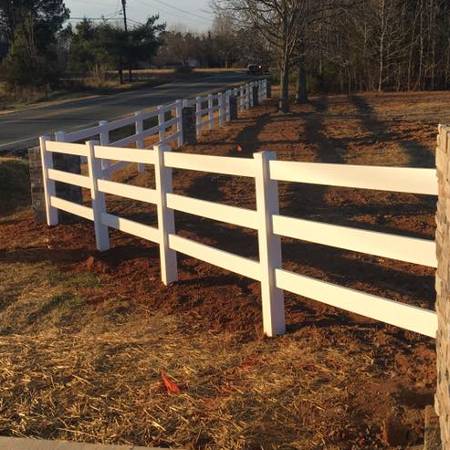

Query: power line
left=154, top=0, right=212, bottom=21
left=198, top=8, right=214, bottom=16
left=139, top=0, right=212, bottom=23
left=133, top=0, right=211, bottom=27
left=68, top=17, right=122, bottom=20
left=128, top=17, right=145, bottom=25
left=69, top=0, right=213, bottom=28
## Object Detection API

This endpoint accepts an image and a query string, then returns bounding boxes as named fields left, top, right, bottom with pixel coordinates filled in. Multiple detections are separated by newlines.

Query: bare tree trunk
left=279, top=61, right=290, bottom=112
left=417, top=0, right=424, bottom=89
left=378, top=0, right=386, bottom=92
left=295, top=57, right=308, bottom=103
left=446, top=37, right=450, bottom=87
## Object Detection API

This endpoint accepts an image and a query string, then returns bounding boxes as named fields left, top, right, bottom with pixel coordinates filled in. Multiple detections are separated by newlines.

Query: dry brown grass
left=0, top=297, right=396, bottom=449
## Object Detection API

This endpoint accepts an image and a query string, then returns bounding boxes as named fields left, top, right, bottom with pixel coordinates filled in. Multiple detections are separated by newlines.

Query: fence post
left=218, top=92, right=224, bottom=127
left=225, top=90, right=231, bottom=122
left=181, top=102, right=197, bottom=145
left=154, top=144, right=178, bottom=285
left=134, top=112, right=145, bottom=173
left=252, top=83, right=259, bottom=107
left=240, top=85, right=245, bottom=111
left=195, top=96, right=201, bottom=138
left=54, top=131, right=65, bottom=142
left=39, top=136, right=58, bottom=226
left=229, top=94, right=238, bottom=121
left=208, top=93, right=214, bottom=130
left=176, top=99, right=184, bottom=147
left=259, top=80, right=264, bottom=102
left=86, top=141, right=110, bottom=251
left=266, top=78, right=272, bottom=99
left=99, top=120, right=110, bottom=175
left=247, top=83, right=252, bottom=108
left=157, top=105, right=165, bottom=143
left=435, top=124, right=450, bottom=449
left=254, top=151, right=285, bottom=337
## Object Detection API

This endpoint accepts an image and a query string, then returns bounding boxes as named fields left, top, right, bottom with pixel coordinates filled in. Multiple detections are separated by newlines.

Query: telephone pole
left=121, top=0, right=128, bottom=32
left=121, top=0, right=132, bottom=82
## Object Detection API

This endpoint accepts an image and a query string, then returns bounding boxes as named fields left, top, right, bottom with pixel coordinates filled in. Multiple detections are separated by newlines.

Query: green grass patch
left=48, top=270, right=100, bottom=289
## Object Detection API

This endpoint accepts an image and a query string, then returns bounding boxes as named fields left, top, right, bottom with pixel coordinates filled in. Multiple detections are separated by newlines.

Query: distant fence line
left=50, top=79, right=268, bottom=177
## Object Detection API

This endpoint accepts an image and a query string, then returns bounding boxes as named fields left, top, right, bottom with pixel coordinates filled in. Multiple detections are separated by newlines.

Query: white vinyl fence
left=52, top=79, right=267, bottom=178
left=39, top=136, right=438, bottom=338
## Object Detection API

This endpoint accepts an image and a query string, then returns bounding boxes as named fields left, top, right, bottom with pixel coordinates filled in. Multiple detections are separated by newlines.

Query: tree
left=212, top=12, right=239, bottom=67
left=67, top=19, right=98, bottom=74
left=68, top=16, right=165, bottom=84
left=127, top=16, right=165, bottom=74
left=0, top=0, right=69, bottom=87
left=2, top=18, right=58, bottom=87
left=214, top=0, right=304, bottom=113
left=0, top=0, right=69, bottom=50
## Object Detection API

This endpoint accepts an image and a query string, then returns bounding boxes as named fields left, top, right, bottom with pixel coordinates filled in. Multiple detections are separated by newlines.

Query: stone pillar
left=229, top=95, right=238, bottom=121
left=252, top=85, right=259, bottom=107
left=435, top=124, right=450, bottom=449
left=28, top=146, right=46, bottom=223
left=266, top=79, right=272, bottom=99
left=181, top=106, right=197, bottom=145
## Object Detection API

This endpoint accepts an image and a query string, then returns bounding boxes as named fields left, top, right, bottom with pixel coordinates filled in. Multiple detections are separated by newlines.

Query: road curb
left=0, top=437, right=183, bottom=450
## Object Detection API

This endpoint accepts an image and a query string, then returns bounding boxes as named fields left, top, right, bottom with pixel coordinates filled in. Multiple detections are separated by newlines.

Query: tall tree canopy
left=68, top=16, right=165, bottom=83
left=0, top=0, right=69, bottom=49
left=213, top=0, right=450, bottom=108
left=0, top=0, right=69, bottom=87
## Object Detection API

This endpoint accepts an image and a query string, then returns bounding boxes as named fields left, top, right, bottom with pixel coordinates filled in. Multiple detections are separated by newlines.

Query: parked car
left=247, top=64, right=263, bottom=75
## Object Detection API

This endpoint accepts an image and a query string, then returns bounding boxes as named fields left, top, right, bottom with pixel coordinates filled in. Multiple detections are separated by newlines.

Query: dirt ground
left=1, top=90, right=449, bottom=449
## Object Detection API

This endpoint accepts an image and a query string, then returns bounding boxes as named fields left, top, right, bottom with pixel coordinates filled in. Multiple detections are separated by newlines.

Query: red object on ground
left=161, top=371, right=181, bottom=395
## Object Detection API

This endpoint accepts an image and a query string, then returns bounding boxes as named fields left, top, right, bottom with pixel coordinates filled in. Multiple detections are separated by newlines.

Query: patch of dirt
left=1, top=91, right=447, bottom=449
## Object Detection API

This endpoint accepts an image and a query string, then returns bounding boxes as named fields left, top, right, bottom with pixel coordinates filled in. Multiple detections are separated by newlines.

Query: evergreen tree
left=68, top=16, right=165, bottom=84
left=0, top=0, right=69, bottom=87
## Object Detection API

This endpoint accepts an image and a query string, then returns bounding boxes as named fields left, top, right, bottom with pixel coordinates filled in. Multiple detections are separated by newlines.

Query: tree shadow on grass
left=349, top=94, right=434, bottom=168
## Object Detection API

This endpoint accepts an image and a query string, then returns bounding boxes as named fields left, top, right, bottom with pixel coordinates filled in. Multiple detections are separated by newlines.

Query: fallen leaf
left=161, top=371, right=181, bottom=395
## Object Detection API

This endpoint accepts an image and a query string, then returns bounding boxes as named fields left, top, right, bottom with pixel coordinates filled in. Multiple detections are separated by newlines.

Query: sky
left=65, top=0, right=214, bottom=32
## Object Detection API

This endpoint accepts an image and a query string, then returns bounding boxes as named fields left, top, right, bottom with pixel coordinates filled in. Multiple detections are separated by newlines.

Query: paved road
left=0, top=72, right=251, bottom=153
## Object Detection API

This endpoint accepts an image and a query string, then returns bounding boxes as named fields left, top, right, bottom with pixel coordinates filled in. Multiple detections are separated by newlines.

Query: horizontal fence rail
left=270, top=160, right=438, bottom=195
left=272, top=215, right=437, bottom=268
left=164, top=151, right=257, bottom=177
left=166, top=193, right=259, bottom=229
left=275, top=269, right=438, bottom=338
left=101, top=212, right=160, bottom=243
